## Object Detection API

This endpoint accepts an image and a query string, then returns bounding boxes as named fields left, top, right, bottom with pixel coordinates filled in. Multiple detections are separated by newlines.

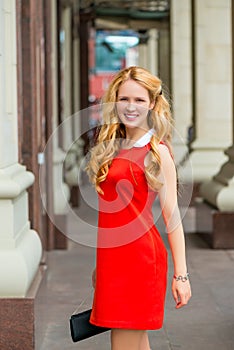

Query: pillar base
left=0, top=163, right=42, bottom=296
left=0, top=265, right=45, bottom=350
left=200, top=146, right=234, bottom=211
left=188, top=149, right=228, bottom=183
left=196, top=200, right=234, bottom=249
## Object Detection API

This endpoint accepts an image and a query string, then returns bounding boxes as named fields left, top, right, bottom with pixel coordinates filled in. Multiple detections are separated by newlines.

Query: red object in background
left=89, top=73, right=115, bottom=101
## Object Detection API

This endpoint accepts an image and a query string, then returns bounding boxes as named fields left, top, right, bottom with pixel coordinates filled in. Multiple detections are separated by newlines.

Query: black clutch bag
left=70, top=309, right=110, bottom=342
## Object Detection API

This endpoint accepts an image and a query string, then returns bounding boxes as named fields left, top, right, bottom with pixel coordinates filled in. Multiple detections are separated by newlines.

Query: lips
left=124, top=114, right=138, bottom=120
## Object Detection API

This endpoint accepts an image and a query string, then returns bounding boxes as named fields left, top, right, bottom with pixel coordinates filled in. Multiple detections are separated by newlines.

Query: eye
left=118, top=97, right=128, bottom=101
left=136, top=98, right=145, bottom=102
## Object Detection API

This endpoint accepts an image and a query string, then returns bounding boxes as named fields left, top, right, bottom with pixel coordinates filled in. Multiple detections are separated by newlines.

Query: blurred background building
left=0, top=0, right=233, bottom=348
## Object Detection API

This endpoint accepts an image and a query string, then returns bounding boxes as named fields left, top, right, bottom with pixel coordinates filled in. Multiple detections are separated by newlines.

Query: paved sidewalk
left=37, top=185, right=234, bottom=350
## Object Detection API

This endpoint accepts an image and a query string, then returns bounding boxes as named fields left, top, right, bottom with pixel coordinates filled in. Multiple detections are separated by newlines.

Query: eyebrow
left=118, top=95, right=147, bottom=99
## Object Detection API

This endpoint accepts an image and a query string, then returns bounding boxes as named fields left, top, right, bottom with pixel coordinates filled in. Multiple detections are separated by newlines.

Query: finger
left=176, top=294, right=189, bottom=309
left=176, top=300, right=186, bottom=309
left=175, top=302, right=182, bottom=309
left=172, top=289, right=180, bottom=305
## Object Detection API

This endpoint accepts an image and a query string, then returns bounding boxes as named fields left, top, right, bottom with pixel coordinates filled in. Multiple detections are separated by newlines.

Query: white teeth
left=125, top=114, right=137, bottom=119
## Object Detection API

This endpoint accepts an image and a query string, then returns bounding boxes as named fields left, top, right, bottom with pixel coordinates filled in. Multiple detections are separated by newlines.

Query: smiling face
left=116, top=79, right=154, bottom=131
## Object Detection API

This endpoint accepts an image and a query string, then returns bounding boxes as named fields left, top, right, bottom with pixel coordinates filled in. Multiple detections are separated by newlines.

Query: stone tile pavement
left=36, top=185, right=234, bottom=350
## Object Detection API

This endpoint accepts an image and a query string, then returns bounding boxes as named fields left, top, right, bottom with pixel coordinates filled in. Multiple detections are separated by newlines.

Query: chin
left=123, top=122, right=139, bottom=129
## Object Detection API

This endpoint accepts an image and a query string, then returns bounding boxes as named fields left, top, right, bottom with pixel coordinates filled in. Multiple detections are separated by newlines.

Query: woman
left=86, top=66, right=192, bottom=350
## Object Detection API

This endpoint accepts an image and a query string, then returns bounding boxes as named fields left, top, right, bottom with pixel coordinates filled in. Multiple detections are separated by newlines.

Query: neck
left=122, top=126, right=150, bottom=149
left=125, top=126, right=149, bottom=142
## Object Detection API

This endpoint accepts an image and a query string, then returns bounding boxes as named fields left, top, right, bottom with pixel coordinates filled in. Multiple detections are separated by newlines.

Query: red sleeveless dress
left=90, top=140, right=168, bottom=330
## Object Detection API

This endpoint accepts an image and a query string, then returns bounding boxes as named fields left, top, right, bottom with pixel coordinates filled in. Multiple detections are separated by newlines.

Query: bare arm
left=157, top=144, right=192, bottom=308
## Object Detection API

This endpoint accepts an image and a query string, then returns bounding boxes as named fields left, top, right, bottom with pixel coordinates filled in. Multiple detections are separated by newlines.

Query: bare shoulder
left=158, top=143, right=170, bottom=155
left=158, top=143, right=175, bottom=171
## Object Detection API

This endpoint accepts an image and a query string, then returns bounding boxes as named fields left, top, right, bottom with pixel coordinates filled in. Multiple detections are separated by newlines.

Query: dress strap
left=146, top=140, right=174, bottom=159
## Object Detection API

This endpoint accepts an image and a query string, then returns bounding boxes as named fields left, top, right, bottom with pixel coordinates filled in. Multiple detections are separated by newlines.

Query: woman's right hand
left=92, top=268, right=96, bottom=289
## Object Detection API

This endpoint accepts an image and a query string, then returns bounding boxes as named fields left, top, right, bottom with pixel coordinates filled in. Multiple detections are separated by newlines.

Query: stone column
left=138, top=29, right=159, bottom=75
left=189, top=0, right=232, bottom=182
left=138, top=41, right=148, bottom=69
left=61, top=6, right=73, bottom=152
left=196, top=0, right=234, bottom=249
left=51, top=0, right=70, bottom=248
left=170, top=0, right=193, bottom=167
left=72, top=8, right=85, bottom=187
left=147, top=28, right=158, bottom=76
left=61, top=6, right=80, bottom=195
left=0, top=0, right=42, bottom=298
left=200, top=2, right=234, bottom=212
left=158, top=29, right=170, bottom=92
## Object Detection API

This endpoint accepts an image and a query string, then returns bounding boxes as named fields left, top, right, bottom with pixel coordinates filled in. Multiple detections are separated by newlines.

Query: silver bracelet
left=173, top=273, right=189, bottom=282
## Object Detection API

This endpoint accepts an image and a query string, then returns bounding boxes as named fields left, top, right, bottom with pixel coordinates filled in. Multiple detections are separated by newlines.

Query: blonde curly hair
left=86, top=66, right=173, bottom=194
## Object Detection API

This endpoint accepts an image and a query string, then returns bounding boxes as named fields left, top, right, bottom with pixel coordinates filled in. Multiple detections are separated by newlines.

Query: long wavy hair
left=86, top=66, right=173, bottom=194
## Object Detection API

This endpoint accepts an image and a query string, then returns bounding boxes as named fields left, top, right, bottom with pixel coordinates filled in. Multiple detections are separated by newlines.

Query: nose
left=126, top=102, right=136, bottom=112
